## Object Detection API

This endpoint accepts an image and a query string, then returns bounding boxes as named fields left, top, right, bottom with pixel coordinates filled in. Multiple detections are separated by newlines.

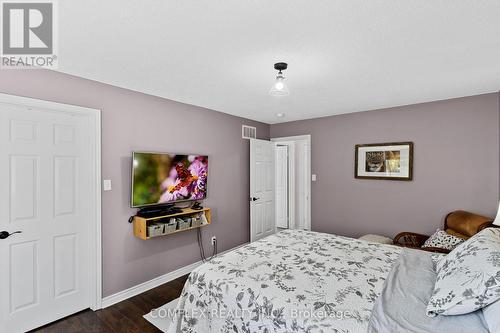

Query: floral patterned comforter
left=167, top=230, right=402, bottom=333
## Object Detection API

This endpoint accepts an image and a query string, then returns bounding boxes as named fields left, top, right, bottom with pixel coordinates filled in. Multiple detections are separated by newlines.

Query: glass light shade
left=269, top=74, right=290, bottom=96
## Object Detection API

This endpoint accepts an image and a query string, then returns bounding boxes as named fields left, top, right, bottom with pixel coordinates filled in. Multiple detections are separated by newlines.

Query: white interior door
left=250, top=139, right=275, bottom=242
left=0, top=100, right=96, bottom=332
left=296, top=139, right=310, bottom=230
left=275, top=145, right=288, bottom=229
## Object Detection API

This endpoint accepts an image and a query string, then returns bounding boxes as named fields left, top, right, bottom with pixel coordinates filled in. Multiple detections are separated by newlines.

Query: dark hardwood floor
left=30, top=274, right=189, bottom=333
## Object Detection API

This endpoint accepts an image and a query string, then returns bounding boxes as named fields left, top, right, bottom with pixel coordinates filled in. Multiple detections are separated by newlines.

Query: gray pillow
left=426, top=228, right=500, bottom=317
left=483, top=299, right=500, bottom=333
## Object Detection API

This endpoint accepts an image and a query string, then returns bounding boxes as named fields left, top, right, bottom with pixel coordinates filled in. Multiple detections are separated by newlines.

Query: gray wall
left=270, top=93, right=500, bottom=238
left=0, top=69, right=270, bottom=297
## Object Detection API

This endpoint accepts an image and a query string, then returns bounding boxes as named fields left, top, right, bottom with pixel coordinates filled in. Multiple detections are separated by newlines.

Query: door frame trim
left=271, top=135, right=311, bottom=231
left=0, top=93, right=103, bottom=310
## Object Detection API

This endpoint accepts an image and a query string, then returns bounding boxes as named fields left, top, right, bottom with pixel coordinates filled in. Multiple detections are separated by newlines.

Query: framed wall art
left=355, top=142, right=413, bottom=181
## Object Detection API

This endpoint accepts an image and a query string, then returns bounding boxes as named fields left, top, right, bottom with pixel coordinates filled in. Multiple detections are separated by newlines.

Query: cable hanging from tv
left=197, top=227, right=217, bottom=262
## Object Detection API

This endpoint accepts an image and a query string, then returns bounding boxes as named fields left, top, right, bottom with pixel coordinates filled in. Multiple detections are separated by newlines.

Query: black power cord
left=197, top=227, right=217, bottom=263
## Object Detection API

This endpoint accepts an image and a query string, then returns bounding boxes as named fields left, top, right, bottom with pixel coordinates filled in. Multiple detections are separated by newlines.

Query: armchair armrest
left=393, top=232, right=430, bottom=248
left=420, top=246, right=451, bottom=254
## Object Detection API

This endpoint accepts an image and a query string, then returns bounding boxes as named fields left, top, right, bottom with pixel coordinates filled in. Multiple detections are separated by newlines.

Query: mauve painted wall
left=271, top=93, right=500, bottom=238
left=0, top=69, right=270, bottom=297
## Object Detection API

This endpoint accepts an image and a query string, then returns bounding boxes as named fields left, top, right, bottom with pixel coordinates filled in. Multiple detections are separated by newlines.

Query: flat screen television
left=131, top=152, right=208, bottom=208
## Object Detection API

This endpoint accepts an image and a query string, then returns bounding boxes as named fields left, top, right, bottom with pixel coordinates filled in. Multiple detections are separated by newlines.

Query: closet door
left=275, top=145, right=289, bottom=229
left=0, top=100, right=94, bottom=332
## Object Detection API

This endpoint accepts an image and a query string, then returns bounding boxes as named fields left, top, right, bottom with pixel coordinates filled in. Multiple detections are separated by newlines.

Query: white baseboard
left=101, top=261, right=199, bottom=309
left=101, top=242, right=248, bottom=309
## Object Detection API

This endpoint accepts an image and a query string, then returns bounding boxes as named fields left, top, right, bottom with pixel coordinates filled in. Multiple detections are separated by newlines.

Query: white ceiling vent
left=242, top=125, right=257, bottom=139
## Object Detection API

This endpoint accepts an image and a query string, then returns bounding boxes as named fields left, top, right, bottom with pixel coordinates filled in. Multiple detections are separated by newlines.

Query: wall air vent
left=242, top=125, right=257, bottom=139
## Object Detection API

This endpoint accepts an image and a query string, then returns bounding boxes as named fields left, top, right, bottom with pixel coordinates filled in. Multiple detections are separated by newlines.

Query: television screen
left=131, top=152, right=208, bottom=207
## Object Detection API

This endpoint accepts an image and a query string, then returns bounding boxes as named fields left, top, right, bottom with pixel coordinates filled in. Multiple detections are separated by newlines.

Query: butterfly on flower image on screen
left=131, top=152, right=208, bottom=207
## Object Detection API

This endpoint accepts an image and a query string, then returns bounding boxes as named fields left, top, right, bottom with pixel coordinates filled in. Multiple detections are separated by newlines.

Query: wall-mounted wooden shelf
left=133, top=207, right=211, bottom=240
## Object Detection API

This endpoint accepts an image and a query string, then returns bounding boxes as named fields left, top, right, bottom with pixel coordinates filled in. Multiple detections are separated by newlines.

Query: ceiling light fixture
left=276, top=112, right=285, bottom=118
left=269, top=62, right=289, bottom=96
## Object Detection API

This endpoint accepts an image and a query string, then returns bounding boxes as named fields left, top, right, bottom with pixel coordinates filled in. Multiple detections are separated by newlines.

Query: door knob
left=0, top=231, right=22, bottom=239
left=251, top=197, right=260, bottom=201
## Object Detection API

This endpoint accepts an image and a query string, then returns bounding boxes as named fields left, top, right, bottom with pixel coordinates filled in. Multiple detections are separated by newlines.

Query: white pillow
left=426, top=228, right=500, bottom=317
left=493, top=201, right=500, bottom=226
left=483, top=299, right=500, bottom=333
left=422, top=229, right=464, bottom=251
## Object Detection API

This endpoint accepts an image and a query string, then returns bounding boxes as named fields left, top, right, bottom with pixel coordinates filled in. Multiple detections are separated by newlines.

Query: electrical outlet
left=103, top=179, right=112, bottom=191
left=211, top=236, right=217, bottom=245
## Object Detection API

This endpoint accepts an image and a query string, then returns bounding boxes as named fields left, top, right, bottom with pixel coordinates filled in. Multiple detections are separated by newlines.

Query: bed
left=166, top=229, right=490, bottom=333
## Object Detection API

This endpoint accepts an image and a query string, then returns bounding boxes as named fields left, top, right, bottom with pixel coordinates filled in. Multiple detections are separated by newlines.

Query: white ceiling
left=58, top=1, right=500, bottom=124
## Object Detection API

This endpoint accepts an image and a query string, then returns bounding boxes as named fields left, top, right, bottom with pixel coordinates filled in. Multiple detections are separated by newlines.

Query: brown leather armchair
left=393, top=210, right=494, bottom=253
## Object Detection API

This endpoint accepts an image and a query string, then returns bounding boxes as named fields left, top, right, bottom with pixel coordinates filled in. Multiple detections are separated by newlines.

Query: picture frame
left=355, top=142, right=413, bottom=181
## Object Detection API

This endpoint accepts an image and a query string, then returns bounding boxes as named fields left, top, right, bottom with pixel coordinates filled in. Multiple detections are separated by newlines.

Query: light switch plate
left=103, top=179, right=112, bottom=191
left=312, top=174, right=317, bottom=182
